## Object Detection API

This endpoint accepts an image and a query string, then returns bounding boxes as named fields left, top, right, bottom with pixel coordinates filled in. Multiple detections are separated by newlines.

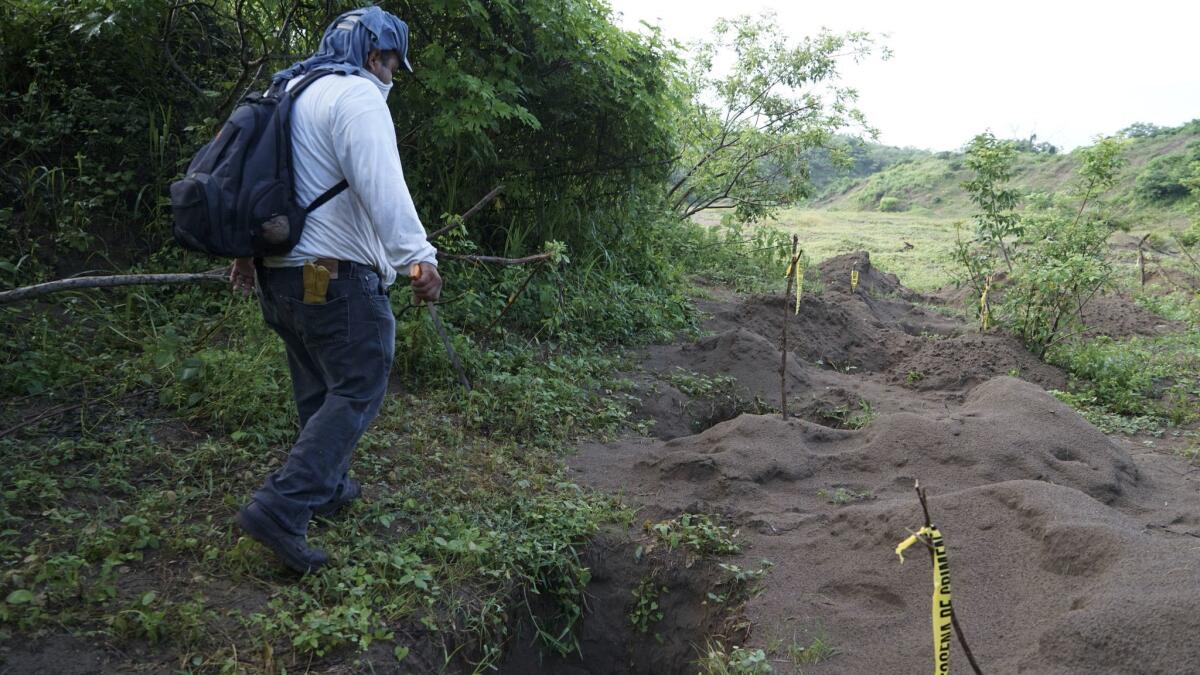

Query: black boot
left=237, top=501, right=329, bottom=574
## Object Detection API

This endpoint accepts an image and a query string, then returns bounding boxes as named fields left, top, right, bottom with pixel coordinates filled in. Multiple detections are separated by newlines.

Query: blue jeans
left=252, top=261, right=395, bottom=535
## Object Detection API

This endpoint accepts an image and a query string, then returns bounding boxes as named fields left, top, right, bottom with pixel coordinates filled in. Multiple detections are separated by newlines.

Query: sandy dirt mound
left=704, top=293, right=917, bottom=373
left=817, top=251, right=918, bottom=300
left=890, top=334, right=1067, bottom=392
left=580, top=377, right=1137, bottom=527
left=629, top=251, right=1064, bottom=438
left=574, top=380, right=1200, bottom=674
left=642, top=327, right=810, bottom=401
left=1079, top=293, right=1181, bottom=339
left=567, top=252, right=1200, bottom=674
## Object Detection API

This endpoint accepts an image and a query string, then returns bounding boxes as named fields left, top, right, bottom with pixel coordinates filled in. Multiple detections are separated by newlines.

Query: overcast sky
left=607, top=0, right=1200, bottom=152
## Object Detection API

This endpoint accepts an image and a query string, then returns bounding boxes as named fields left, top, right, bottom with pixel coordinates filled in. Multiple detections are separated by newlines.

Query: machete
left=409, top=264, right=471, bottom=391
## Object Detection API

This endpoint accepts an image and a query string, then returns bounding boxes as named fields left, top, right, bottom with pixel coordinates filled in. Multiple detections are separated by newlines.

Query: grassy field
left=696, top=208, right=965, bottom=291
left=813, top=124, right=1200, bottom=234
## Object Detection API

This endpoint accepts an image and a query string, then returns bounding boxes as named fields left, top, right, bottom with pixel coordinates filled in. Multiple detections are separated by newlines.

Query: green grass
left=761, top=209, right=963, bottom=291
left=817, top=487, right=874, bottom=505
left=0, top=345, right=637, bottom=670
left=696, top=643, right=774, bottom=674
left=1048, top=330, right=1200, bottom=424
left=0, top=252, right=704, bottom=671
left=788, top=629, right=839, bottom=666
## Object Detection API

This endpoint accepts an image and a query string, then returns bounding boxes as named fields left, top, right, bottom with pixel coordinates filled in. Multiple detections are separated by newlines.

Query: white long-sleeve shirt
left=264, top=72, right=436, bottom=287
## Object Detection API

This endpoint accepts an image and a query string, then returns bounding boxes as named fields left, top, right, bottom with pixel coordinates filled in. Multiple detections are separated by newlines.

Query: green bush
left=1003, top=139, right=1125, bottom=356
left=1048, top=338, right=1156, bottom=415
left=0, top=0, right=681, bottom=283
left=1135, top=154, right=1193, bottom=202
left=878, top=196, right=905, bottom=212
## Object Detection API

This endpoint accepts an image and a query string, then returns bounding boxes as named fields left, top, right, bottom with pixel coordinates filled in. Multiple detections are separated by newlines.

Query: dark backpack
left=169, top=70, right=348, bottom=258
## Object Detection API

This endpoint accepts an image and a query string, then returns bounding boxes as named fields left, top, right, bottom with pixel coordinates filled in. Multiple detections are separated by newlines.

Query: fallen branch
left=484, top=260, right=547, bottom=332
left=427, top=185, right=504, bottom=241
left=0, top=402, right=84, bottom=439
left=0, top=273, right=226, bottom=305
left=439, top=252, right=553, bottom=266
left=0, top=184, right=521, bottom=305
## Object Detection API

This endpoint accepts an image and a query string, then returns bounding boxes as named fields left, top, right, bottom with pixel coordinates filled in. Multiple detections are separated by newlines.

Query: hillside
left=812, top=121, right=1200, bottom=229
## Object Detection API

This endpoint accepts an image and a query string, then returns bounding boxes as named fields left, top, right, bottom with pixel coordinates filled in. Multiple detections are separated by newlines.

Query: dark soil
left=502, top=533, right=741, bottom=675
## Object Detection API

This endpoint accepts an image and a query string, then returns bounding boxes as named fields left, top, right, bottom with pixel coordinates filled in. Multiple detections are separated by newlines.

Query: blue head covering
left=272, top=6, right=412, bottom=85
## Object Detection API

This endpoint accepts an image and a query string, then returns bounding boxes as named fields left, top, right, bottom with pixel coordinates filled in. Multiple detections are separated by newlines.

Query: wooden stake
left=1137, top=233, right=1151, bottom=288
left=781, top=234, right=798, bottom=420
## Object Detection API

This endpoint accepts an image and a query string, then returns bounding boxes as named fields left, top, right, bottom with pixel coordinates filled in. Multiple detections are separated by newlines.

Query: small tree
left=961, top=132, right=1022, bottom=272
left=952, top=132, right=1020, bottom=321
left=1004, top=138, right=1127, bottom=356
left=668, top=14, right=884, bottom=222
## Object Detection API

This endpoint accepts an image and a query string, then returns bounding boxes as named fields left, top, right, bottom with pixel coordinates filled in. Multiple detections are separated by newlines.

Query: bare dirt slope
left=570, top=252, right=1200, bottom=674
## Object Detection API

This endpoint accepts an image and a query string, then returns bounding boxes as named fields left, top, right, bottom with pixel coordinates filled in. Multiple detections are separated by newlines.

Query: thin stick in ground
left=781, top=234, right=798, bottom=419
left=913, top=481, right=984, bottom=675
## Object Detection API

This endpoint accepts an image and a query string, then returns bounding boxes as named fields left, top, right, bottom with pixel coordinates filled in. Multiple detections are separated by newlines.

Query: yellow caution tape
left=794, top=262, right=804, bottom=315
left=850, top=269, right=860, bottom=293
left=896, top=525, right=953, bottom=675
left=979, top=276, right=992, bottom=331
left=785, top=258, right=804, bottom=315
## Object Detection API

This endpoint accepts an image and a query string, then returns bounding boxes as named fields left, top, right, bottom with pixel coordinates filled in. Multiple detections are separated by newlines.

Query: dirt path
left=569, top=253, right=1200, bottom=674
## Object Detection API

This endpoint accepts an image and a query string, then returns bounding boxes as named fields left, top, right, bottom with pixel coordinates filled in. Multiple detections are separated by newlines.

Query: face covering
left=362, top=70, right=393, bottom=100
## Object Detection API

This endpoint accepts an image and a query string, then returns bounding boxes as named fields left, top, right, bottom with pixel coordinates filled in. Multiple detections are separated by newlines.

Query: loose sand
left=565, top=252, right=1200, bottom=674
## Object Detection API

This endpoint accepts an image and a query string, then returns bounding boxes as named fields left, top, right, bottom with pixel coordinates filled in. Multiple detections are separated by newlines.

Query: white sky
left=607, top=0, right=1200, bottom=152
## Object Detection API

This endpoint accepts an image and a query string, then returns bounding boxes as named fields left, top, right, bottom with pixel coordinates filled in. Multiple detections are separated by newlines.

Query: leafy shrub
left=1048, top=338, right=1156, bottom=415
left=1002, top=138, right=1125, bottom=356
left=878, top=196, right=905, bottom=212
left=1135, top=154, right=1194, bottom=202
left=663, top=220, right=792, bottom=292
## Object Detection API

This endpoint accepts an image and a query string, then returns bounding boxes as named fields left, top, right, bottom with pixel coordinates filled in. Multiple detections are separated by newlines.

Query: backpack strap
left=285, top=69, right=338, bottom=97
left=306, top=179, right=349, bottom=213
left=280, top=69, right=350, bottom=214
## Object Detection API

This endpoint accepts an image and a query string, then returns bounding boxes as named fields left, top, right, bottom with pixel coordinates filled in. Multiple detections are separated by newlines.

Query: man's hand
left=410, top=261, right=442, bottom=302
left=230, top=257, right=256, bottom=295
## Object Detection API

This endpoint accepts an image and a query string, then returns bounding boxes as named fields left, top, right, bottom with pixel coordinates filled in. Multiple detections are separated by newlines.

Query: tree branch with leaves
left=669, top=14, right=885, bottom=223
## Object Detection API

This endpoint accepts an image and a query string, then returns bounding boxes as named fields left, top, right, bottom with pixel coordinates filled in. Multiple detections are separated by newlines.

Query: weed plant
left=697, top=642, right=774, bottom=674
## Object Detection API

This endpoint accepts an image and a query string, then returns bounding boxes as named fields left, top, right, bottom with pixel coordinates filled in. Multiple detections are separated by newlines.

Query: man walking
left=229, top=6, right=440, bottom=573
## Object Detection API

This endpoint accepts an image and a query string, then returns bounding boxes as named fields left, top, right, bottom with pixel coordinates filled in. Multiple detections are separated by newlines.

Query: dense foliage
left=805, top=136, right=930, bottom=199
left=819, top=120, right=1200, bottom=216
left=1, top=0, right=684, bottom=278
